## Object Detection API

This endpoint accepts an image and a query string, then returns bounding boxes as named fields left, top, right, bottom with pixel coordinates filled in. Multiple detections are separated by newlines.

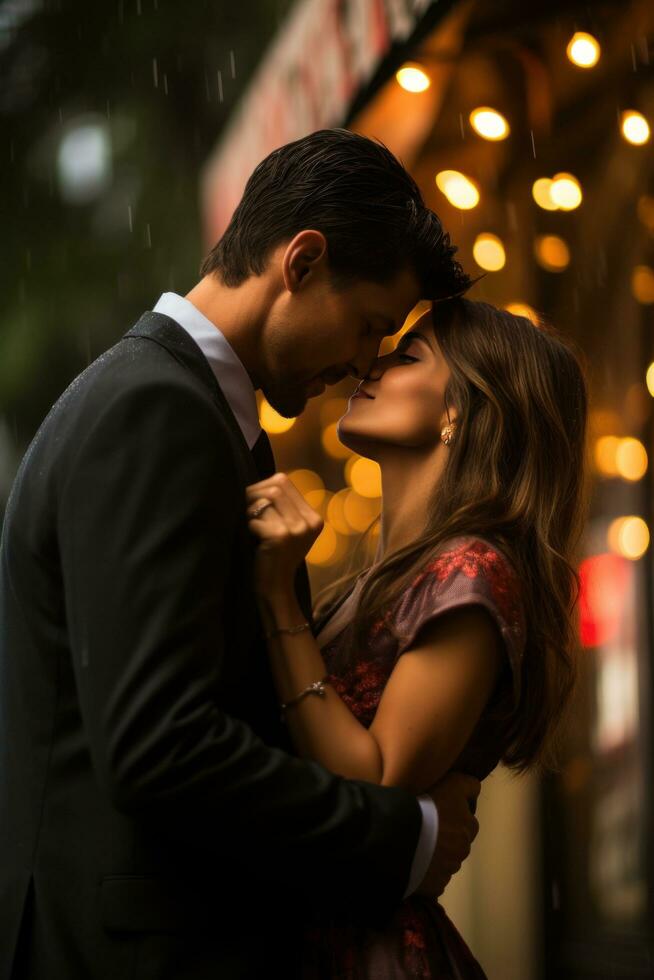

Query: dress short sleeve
left=390, top=536, right=526, bottom=707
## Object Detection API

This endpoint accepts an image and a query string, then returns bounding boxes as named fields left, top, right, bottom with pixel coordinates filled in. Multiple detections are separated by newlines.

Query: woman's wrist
left=256, top=584, right=303, bottom=627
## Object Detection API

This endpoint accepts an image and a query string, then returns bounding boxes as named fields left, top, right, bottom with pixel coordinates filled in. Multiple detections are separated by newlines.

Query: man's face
left=260, top=262, right=422, bottom=419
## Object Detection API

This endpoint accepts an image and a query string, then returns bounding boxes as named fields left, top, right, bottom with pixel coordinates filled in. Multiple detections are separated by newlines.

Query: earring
left=440, top=423, right=456, bottom=446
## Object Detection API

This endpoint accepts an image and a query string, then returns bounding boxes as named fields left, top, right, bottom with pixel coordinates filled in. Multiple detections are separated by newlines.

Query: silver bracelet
left=265, top=621, right=311, bottom=640
left=280, top=677, right=331, bottom=722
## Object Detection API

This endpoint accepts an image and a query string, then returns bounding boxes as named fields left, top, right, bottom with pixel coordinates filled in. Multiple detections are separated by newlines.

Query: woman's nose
left=363, top=352, right=392, bottom=381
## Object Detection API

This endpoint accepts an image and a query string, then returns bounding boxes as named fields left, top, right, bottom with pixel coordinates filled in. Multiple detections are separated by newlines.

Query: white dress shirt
left=151, top=291, right=439, bottom=899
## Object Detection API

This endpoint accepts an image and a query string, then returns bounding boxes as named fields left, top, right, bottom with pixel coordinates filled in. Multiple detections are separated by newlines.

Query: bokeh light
left=345, top=456, right=382, bottom=498
left=647, top=362, right=654, bottom=397
left=396, top=63, right=431, bottom=93
left=469, top=107, right=510, bottom=140
left=550, top=173, right=583, bottom=210
left=306, top=523, right=340, bottom=566
left=615, top=438, right=648, bottom=481
left=532, top=178, right=558, bottom=211
left=342, top=490, right=381, bottom=532
left=322, top=422, right=351, bottom=459
left=621, top=110, right=650, bottom=146
left=435, top=170, right=480, bottom=209
left=534, top=234, right=570, bottom=271
left=594, top=435, right=620, bottom=477
left=473, top=233, right=506, bottom=271
left=631, top=265, right=654, bottom=304
left=259, top=396, right=296, bottom=433
left=607, top=516, right=650, bottom=561
left=288, top=468, right=324, bottom=495
left=566, top=31, right=601, bottom=68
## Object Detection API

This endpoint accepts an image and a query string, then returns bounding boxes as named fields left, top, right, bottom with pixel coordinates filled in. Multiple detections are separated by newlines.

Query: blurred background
left=2, top=0, right=653, bottom=976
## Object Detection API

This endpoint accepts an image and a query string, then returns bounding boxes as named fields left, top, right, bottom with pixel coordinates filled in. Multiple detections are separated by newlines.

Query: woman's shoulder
left=391, top=534, right=527, bottom=675
left=413, top=534, right=521, bottom=594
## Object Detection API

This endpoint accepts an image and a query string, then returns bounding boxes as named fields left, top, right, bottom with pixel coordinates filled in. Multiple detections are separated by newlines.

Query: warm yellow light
left=435, top=170, right=480, bottom=210
left=621, top=110, right=650, bottom=146
left=396, top=63, right=431, bottom=93
left=631, top=265, right=654, bottom=304
left=321, top=422, right=351, bottom=459
left=320, top=397, right=349, bottom=427
left=472, top=233, right=506, bottom=271
left=327, top=488, right=355, bottom=535
left=615, top=437, right=648, bottom=481
left=594, top=435, right=620, bottom=476
left=342, top=490, right=381, bottom=532
left=566, top=31, right=601, bottom=68
left=550, top=173, right=582, bottom=210
left=647, top=362, right=654, bottom=397
left=346, top=456, right=382, bottom=498
left=504, top=302, right=539, bottom=325
left=532, top=178, right=558, bottom=211
left=306, top=523, right=339, bottom=566
left=288, top=469, right=324, bottom=496
left=305, top=488, right=332, bottom=516
left=534, top=234, right=570, bottom=272
left=608, top=516, right=650, bottom=561
left=259, top=397, right=296, bottom=434
left=469, top=107, right=510, bottom=141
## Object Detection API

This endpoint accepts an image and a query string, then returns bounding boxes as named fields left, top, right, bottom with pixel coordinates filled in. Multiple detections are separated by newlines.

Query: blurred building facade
left=202, top=1, right=654, bottom=977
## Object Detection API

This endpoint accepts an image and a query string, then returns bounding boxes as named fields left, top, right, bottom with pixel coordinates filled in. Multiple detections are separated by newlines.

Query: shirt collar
left=152, top=292, right=262, bottom=450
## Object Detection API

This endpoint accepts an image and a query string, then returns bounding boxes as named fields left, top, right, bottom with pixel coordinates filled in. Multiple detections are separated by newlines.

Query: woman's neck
left=373, top=448, right=446, bottom=563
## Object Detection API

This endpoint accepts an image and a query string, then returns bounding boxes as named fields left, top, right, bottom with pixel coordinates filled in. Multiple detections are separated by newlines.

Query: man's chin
left=264, top=387, right=308, bottom=419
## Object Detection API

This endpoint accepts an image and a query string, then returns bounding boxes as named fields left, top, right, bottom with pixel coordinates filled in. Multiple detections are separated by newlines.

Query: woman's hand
left=246, top=472, right=324, bottom=597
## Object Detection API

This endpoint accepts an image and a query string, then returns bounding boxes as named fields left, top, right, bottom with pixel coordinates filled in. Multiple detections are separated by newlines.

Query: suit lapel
left=124, top=311, right=315, bottom=631
left=124, top=311, right=259, bottom=487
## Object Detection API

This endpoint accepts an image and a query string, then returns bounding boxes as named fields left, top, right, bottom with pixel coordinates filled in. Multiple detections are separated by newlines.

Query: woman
left=245, top=297, right=589, bottom=978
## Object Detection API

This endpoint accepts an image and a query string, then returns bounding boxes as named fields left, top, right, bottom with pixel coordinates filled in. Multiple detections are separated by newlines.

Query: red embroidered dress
left=300, top=536, right=527, bottom=979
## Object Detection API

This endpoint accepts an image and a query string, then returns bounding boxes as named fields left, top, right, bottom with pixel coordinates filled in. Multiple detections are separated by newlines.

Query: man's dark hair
left=200, top=128, right=471, bottom=299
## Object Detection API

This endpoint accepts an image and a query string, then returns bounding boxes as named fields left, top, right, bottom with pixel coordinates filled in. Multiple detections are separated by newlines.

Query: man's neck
left=184, top=276, right=265, bottom=388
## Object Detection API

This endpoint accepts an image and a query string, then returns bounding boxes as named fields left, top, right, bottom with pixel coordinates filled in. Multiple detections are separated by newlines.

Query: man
left=0, top=129, right=479, bottom=979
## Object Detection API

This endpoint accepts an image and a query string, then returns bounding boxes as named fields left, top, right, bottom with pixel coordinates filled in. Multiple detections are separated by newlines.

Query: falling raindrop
left=530, top=130, right=536, bottom=158
left=145, top=223, right=152, bottom=248
left=230, top=49, right=236, bottom=78
left=127, top=204, right=133, bottom=232
left=152, top=57, right=158, bottom=88
left=163, top=72, right=168, bottom=95
left=217, top=69, right=223, bottom=102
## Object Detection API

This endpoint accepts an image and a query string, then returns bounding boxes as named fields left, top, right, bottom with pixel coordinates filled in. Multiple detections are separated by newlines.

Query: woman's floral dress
left=299, top=536, right=527, bottom=980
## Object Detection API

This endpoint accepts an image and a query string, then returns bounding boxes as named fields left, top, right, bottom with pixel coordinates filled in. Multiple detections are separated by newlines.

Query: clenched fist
left=246, top=472, right=324, bottom=596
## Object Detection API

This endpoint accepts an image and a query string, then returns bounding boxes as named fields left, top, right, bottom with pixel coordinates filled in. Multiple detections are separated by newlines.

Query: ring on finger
left=250, top=499, right=274, bottom=519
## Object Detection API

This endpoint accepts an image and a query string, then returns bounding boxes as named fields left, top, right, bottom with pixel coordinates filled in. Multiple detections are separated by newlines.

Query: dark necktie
left=251, top=428, right=276, bottom=479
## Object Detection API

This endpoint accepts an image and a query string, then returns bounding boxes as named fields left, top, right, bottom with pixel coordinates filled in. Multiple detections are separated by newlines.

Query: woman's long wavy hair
left=313, top=298, right=590, bottom=774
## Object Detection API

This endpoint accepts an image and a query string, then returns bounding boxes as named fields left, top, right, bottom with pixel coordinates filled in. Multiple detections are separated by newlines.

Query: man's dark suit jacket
left=0, top=312, right=423, bottom=979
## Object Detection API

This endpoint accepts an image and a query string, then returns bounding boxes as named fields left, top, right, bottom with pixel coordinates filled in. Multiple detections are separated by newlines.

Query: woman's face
left=336, top=309, right=453, bottom=460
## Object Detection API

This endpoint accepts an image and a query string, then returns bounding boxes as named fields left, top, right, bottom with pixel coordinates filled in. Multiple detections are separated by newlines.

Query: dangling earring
left=440, top=403, right=456, bottom=447
left=440, top=423, right=456, bottom=446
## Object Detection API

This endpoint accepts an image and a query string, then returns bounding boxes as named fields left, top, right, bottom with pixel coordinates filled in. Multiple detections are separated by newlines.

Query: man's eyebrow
left=373, top=314, right=399, bottom=335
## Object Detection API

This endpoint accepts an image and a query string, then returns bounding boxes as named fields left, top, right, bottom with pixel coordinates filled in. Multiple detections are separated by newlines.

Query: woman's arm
left=247, top=471, right=503, bottom=793
left=258, top=585, right=503, bottom=793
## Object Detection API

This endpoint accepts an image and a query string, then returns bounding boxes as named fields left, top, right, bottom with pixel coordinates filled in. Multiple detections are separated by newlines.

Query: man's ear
left=282, top=230, right=328, bottom=292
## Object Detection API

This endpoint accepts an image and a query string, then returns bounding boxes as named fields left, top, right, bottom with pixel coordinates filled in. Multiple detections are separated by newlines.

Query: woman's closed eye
left=395, top=344, right=418, bottom=363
